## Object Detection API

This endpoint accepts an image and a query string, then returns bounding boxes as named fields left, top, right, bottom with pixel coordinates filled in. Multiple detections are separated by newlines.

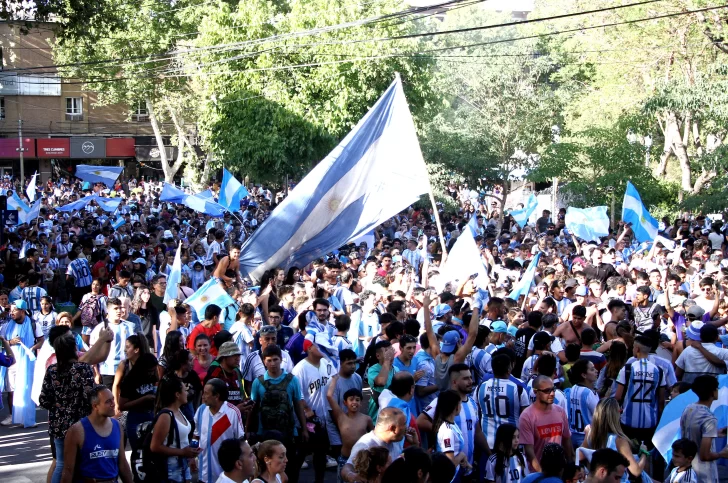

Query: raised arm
left=326, top=375, right=346, bottom=423
left=454, top=302, right=480, bottom=363
left=422, top=290, right=439, bottom=358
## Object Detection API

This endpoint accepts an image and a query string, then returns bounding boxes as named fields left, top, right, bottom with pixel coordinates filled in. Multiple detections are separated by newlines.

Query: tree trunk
left=665, top=111, right=693, bottom=192
left=496, top=186, right=508, bottom=234
left=146, top=98, right=172, bottom=182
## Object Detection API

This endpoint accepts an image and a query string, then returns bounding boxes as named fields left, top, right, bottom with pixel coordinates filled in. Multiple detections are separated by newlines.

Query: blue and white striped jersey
left=468, top=346, right=492, bottom=386
left=21, top=286, right=47, bottom=313
left=66, top=258, right=93, bottom=287
left=477, top=378, right=529, bottom=449
left=617, top=358, right=666, bottom=429
left=414, top=351, right=436, bottom=414
left=567, top=384, right=599, bottom=436
left=425, top=395, right=479, bottom=466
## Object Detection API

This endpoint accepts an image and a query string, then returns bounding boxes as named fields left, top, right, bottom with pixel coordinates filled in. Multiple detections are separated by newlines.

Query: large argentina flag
left=239, top=77, right=430, bottom=280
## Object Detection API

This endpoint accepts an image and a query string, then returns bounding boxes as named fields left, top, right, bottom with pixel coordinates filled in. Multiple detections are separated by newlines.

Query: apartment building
left=0, top=21, right=182, bottom=183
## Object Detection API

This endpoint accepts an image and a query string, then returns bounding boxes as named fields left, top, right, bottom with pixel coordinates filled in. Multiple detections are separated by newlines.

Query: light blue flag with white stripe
left=24, top=199, right=42, bottom=225
left=438, top=216, right=488, bottom=291
left=565, top=206, right=610, bottom=242
left=510, top=193, right=538, bottom=228
left=184, top=278, right=236, bottom=319
left=508, top=252, right=541, bottom=301
left=95, top=197, right=122, bottom=213
left=164, top=242, right=183, bottom=303
left=57, top=197, right=93, bottom=212
left=219, top=168, right=248, bottom=212
left=238, top=76, right=430, bottom=280
left=8, top=191, right=29, bottom=215
left=653, top=374, right=728, bottom=463
left=183, top=193, right=225, bottom=217
left=196, top=189, right=215, bottom=199
left=112, top=217, right=126, bottom=230
left=159, top=183, right=188, bottom=204
left=622, top=181, right=658, bottom=242
left=75, top=165, right=124, bottom=187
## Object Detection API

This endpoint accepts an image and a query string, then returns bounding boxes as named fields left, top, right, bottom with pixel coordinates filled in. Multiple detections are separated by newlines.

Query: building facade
left=0, top=21, right=181, bottom=183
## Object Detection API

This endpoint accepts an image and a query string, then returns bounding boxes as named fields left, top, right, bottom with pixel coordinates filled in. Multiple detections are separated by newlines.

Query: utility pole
left=17, top=119, right=25, bottom=183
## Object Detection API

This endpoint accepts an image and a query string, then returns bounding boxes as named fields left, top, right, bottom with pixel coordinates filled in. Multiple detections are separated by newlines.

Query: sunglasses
left=536, top=387, right=556, bottom=394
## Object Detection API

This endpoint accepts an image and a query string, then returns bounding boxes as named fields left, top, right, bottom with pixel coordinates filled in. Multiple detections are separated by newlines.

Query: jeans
left=126, top=410, right=154, bottom=452
left=52, top=438, right=64, bottom=483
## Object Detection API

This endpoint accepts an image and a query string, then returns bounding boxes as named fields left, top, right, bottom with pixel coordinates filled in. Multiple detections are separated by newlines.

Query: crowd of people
left=0, top=174, right=727, bottom=483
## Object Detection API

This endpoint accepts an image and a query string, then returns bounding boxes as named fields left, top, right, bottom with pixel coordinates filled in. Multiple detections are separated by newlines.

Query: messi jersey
left=477, top=378, right=529, bottom=449
left=567, top=384, right=599, bottom=436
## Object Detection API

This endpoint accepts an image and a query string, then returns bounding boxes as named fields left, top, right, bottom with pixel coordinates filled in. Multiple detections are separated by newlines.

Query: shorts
left=6, top=362, right=17, bottom=391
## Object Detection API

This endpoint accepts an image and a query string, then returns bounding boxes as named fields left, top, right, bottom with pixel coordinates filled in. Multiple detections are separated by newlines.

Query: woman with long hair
left=566, top=359, right=599, bottom=449
left=192, top=334, right=214, bottom=381
left=75, top=278, right=108, bottom=344
left=251, top=440, right=287, bottom=483
left=149, top=376, right=201, bottom=483
left=433, top=389, right=471, bottom=475
left=284, top=267, right=301, bottom=286
left=158, top=330, right=185, bottom=379
left=39, top=326, right=96, bottom=483
left=381, top=447, right=432, bottom=483
left=168, top=349, right=202, bottom=421
left=596, top=340, right=627, bottom=399
left=353, top=447, right=390, bottom=483
left=131, top=285, right=160, bottom=352
left=581, top=398, right=648, bottom=481
left=484, top=424, right=528, bottom=483
left=258, top=269, right=281, bottom=325
left=112, top=333, right=159, bottom=451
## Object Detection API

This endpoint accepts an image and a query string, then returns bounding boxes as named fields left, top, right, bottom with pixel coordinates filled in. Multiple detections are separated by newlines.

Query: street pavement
left=0, top=403, right=338, bottom=483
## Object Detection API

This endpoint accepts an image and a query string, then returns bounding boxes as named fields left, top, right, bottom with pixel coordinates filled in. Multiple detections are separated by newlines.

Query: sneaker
left=326, top=456, right=337, bottom=468
left=0, top=416, right=12, bottom=426
left=301, top=461, right=309, bottom=469
left=26, top=423, right=38, bottom=429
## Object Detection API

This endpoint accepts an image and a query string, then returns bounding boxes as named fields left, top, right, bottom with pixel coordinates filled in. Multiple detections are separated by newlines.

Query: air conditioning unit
left=65, top=113, right=83, bottom=121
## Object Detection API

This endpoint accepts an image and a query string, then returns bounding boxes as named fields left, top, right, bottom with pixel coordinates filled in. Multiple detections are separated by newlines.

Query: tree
left=535, top=0, right=728, bottom=201
left=421, top=9, right=560, bottom=229
left=187, top=0, right=437, bottom=182
left=52, top=0, right=212, bottom=182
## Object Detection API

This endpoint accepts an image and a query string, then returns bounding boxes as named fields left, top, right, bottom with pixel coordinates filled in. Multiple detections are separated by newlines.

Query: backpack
left=79, top=295, right=102, bottom=328
left=258, top=373, right=295, bottom=437
left=132, top=409, right=182, bottom=483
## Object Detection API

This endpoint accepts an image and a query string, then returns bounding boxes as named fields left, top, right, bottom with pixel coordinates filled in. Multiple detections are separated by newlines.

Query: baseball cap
left=575, top=286, right=588, bottom=297
left=564, top=278, right=579, bottom=289
left=133, top=257, right=146, bottom=265
left=490, top=320, right=508, bottom=334
left=440, top=330, right=461, bottom=353
left=507, top=325, right=518, bottom=338
left=163, top=230, right=174, bottom=239
left=217, top=341, right=242, bottom=358
left=13, top=300, right=28, bottom=311
left=687, top=305, right=706, bottom=320
left=433, top=304, right=452, bottom=319
left=533, top=331, right=555, bottom=348
left=259, top=325, right=277, bottom=336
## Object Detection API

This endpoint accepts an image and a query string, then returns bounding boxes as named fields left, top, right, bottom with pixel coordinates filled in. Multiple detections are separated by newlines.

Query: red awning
left=106, top=138, right=136, bottom=157
left=0, top=138, right=36, bottom=158
left=37, top=138, right=70, bottom=158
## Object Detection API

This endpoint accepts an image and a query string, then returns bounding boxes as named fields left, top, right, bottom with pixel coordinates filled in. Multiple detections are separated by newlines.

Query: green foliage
left=190, top=0, right=437, bottom=182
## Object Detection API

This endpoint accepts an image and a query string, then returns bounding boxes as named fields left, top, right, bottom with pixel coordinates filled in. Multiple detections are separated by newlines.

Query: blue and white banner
left=164, top=242, right=183, bottom=303
left=219, top=168, right=248, bottom=212
left=185, top=278, right=236, bottom=319
left=623, top=181, right=658, bottom=243
left=438, top=216, right=489, bottom=291
left=75, top=165, right=124, bottom=187
left=510, top=193, right=538, bottom=228
left=509, top=252, right=541, bottom=301
left=238, top=77, right=430, bottom=280
left=565, top=206, right=610, bottom=242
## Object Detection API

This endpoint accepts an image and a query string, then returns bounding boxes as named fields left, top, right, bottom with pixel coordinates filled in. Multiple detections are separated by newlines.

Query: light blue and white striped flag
left=26, top=172, right=37, bottom=202
left=164, top=242, right=183, bottom=303
left=184, top=278, right=236, bottom=319
left=219, top=168, right=248, bottom=212
left=509, top=252, right=541, bottom=301
left=438, top=216, right=488, bottom=291
left=238, top=77, right=430, bottom=280
left=623, top=181, right=658, bottom=242
left=75, top=165, right=124, bottom=187
left=565, top=206, right=610, bottom=242
left=510, top=193, right=538, bottom=228
left=653, top=374, right=728, bottom=462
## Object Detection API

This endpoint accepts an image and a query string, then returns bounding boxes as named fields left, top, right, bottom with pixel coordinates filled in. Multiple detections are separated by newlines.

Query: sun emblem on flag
left=328, top=198, right=341, bottom=212
left=200, top=296, right=209, bottom=303
left=640, top=215, right=646, bottom=224
left=93, top=170, right=102, bottom=175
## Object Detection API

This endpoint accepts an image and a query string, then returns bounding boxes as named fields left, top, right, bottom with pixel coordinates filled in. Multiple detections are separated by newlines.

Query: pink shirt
left=519, top=403, right=571, bottom=471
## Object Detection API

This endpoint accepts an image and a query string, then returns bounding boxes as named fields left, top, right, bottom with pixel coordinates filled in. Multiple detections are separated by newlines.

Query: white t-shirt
left=242, top=350, right=294, bottom=382
left=90, top=320, right=136, bottom=376
left=194, top=402, right=245, bottom=483
left=346, top=431, right=402, bottom=466
left=205, top=240, right=221, bottom=266
left=292, top=358, right=337, bottom=441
